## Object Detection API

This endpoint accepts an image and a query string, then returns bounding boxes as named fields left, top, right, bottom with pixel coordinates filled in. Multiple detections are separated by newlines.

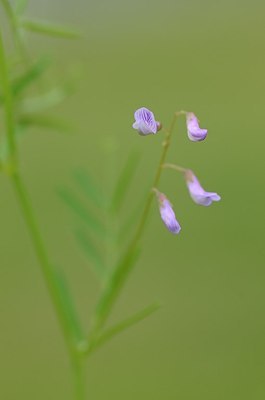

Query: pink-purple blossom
left=186, top=112, right=207, bottom=142
left=132, top=107, right=160, bottom=135
left=185, top=170, right=221, bottom=206
left=155, top=190, right=181, bottom=234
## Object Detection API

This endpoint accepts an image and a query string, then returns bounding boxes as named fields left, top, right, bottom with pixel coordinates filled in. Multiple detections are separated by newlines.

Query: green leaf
left=20, top=85, right=74, bottom=113
left=92, top=246, right=141, bottom=332
left=19, top=113, right=73, bottom=134
left=12, top=57, right=50, bottom=96
left=15, top=0, right=29, bottom=15
left=117, top=194, right=146, bottom=243
left=19, top=18, right=80, bottom=39
left=73, top=168, right=108, bottom=209
left=92, top=303, right=160, bottom=351
left=111, top=151, right=140, bottom=214
left=58, top=187, right=105, bottom=235
left=52, top=267, right=84, bottom=344
left=74, top=228, right=106, bottom=281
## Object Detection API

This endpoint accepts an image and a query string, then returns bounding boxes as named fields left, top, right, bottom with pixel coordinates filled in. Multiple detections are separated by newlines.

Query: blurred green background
left=1, top=0, right=265, bottom=399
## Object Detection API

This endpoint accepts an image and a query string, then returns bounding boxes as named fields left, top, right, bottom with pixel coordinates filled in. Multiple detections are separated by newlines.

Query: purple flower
left=185, top=170, right=221, bottom=206
left=186, top=112, right=207, bottom=142
left=132, top=107, right=160, bottom=135
left=155, top=190, right=181, bottom=234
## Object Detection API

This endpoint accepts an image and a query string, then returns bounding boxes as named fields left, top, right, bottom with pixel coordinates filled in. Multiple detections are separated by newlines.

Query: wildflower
left=154, top=189, right=181, bottom=234
left=186, top=112, right=207, bottom=141
left=132, top=107, right=161, bottom=135
left=185, top=170, right=221, bottom=206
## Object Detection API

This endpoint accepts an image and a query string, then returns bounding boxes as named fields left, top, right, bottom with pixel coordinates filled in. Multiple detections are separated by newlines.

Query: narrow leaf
left=111, top=151, right=140, bottom=213
left=20, top=18, right=80, bottom=39
left=58, top=187, right=105, bottom=235
left=73, top=168, right=108, bottom=209
left=93, top=303, right=160, bottom=351
left=117, top=194, right=146, bottom=243
left=74, top=228, right=106, bottom=280
left=52, top=267, right=84, bottom=343
left=12, top=57, right=50, bottom=96
left=15, top=0, right=29, bottom=15
left=19, top=113, right=73, bottom=134
left=92, top=246, right=141, bottom=332
left=20, top=85, right=74, bottom=113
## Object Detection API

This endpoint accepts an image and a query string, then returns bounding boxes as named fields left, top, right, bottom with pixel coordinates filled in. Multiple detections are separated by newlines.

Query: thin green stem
left=129, top=112, right=179, bottom=247
left=11, top=171, right=87, bottom=399
left=1, top=9, right=86, bottom=400
left=0, top=28, right=17, bottom=167
left=163, top=163, right=187, bottom=173
left=71, top=354, right=86, bottom=400
left=89, top=113, right=179, bottom=339
left=11, top=171, right=73, bottom=350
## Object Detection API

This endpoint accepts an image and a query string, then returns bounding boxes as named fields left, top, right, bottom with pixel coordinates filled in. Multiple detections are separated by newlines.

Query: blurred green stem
left=0, top=26, right=85, bottom=400
left=0, top=28, right=17, bottom=167
left=10, top=147, right=86, bottom=400
left=10, top=107, right=86, bottom=400
left=11, top=172, right=73, bottom=348
left=71, top=355, right=86, bottom=400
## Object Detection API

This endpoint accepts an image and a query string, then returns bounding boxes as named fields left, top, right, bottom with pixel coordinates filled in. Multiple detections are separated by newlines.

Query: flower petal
left=185, top=170, right=221, bottom=206
left=132, top=107, right=160, bottom=135
left=155, top=190, right=181, bottom=234
left=186, top=112, right=208, bottom=142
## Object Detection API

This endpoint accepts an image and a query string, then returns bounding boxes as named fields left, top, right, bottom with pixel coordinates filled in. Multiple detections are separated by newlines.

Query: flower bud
left=154, top=190, right=181, bottom=234
left=186, top=112, right=207, bottom=141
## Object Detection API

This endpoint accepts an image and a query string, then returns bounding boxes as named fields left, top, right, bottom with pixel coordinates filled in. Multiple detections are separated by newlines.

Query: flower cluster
left=132, top=107, right=221, bottom=234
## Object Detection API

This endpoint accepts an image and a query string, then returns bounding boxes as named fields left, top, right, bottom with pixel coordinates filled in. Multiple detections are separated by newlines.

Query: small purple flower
left=132, top=107, right=161, bottom=135
left=185, top=170, right=221, bottom=206
left=155, top=190, right=181, bottom=234
left=186, top=112, right=207, bottom=142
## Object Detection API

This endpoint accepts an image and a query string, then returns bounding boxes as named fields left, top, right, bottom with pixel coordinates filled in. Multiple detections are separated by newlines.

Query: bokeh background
left=1, top=0, right=265, bottom=399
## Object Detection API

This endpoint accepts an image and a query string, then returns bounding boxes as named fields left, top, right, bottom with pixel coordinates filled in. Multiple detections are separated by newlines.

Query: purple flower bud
left=155, top=190, right=181, bottom=234
left=186, top=112, right=208, bottom=142
left=132, top=107, right=160, bottom=135
left=185, top=170, right=221, bottom=206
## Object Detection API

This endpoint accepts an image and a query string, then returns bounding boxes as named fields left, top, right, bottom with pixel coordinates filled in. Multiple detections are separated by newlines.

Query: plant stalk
left=0, top=27, right=85, bottom=400
left=89, top=113, right=179, bottom=339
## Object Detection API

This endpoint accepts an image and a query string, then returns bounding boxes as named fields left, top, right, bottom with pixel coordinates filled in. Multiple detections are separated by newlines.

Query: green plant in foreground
left=0, top=2, right=221, bottom=399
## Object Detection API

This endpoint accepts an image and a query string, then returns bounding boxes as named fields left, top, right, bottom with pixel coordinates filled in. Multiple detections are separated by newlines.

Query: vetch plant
left=0, top=3, right=221, bottom=400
